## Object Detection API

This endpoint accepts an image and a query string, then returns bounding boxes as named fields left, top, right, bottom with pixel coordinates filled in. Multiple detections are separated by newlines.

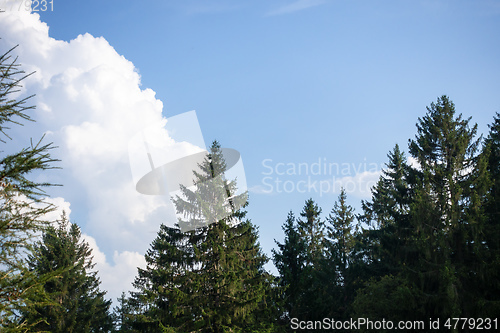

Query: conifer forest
left=1, top=47, right=499, bottom=332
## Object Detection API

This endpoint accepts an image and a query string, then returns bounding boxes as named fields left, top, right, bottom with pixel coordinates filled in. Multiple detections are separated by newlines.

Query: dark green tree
left=272, top=211, right=306, bottom=322
left=292, top=199, right=328, bottom=323
left=296, top=199, right=324, bottom=268
left=0, top=45, right=59, bottom=332
left=324, top=188, right=358, bottom=321
left=407, top=95, right=489, bottom=320
left=112, top=292, right=136, bottom=333
left=326, top=188, right=356, bottom=277
left=354, top=96, right=492, bottom=328
left=132, top=141, right=274, bottom=332
left=478, top=113, right=500, bottom=316
left=129, top=224, right=195, bottom=332
left=23, top=214, right=113, bottom=332
left=352, top=274, right=424, bottom=333
left=359, top=144, right=413, bottom=275
left=353, top=145, right=424, bottom=324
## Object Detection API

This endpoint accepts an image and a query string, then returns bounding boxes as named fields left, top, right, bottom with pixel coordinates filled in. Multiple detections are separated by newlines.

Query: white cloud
left=42, top=196, right=72, bottom=222
left=248, top=184, right=275, bottom=195
left=329, top=170, right=381, bottom=199
left=407, top=156, right=421, bottom=170
left=0, top=10, right=176, bottom=302
left=83, top=233, right=146, bottom=301
left=266, top=0, right=327, bottom=16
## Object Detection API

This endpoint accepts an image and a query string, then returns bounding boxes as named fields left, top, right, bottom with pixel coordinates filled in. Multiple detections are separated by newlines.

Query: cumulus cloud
left=40, top=196, right=72, bottom=222
left=330, top=170, right=381, bottom=199
left=266, top=0, right=327, bottom=16
left=83, top=233, right=146, bottom=300
left=1, top=10, right=177, bottom=301
left=407, top=156, right=421, bottom=170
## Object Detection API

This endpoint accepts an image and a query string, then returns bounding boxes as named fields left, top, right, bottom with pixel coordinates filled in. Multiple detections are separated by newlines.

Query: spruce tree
left=359, top=144, right=414, bottom=277
left=22, top=214, right=113, bottom=332
left=177, top=141, right=272, bottom=332
left=272, top=211, right=306, bottom=322
left=326, top=188, right=356, bottom=276
left=294, top=199, right=328, bottom=322
left=112, top=292, right=138, bottom=333
left=354, top=96, right=492, bottom=325
left=324, top=188, right=358, bottom=321
left=296, top=199, right=324, bottom=267
left=130, top=224, right=196, bottom=332
left=353, top=145, right=425, bottom=325
left=132, top=141, right=274, bottom=332
left=479, top=113, right=500, bottom=316
left=407, top=95, right=488, bottom=319
left=0, top=45, right=59, bottom=331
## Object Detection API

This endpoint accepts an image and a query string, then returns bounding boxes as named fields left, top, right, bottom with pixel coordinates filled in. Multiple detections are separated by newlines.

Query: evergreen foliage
left=479, top=113, right=500, bottom=316
left=22, top=214, right=113, bottom=332
left=352, top=96, right=493, bottom=326
left=324, top=188, right=359, bottom=322
left=0, top=45, right=58, bottom=332
left=130, top=141, right=275, bottom=332
left=407, top=96, right=489, bottom=319
left=272, top=211, right=306, bottom=321
left=272, top=96, right=500, bottom=331
left=4, top=51, right=499, bottom=333
left=294, top=199, right=327, bottom=322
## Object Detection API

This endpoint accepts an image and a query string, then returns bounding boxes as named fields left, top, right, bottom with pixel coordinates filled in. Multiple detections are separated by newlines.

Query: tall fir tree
left=326, top=188, right=356, bottom=277
left=22, top=214, right=113, bottom=332
left=324, top=188, right=358, bottom=322
left=479, top=113, right=500, bottom=316
left=0, top=45, right=59, bottom=332
left=296, top=199, right=324, bottom=268
left=407, top=95, right=489, bottom=320
left=272, top=211, right=306, bottom=322
left=354, top=96, right=492, bottom=328
left=130, top=224, right=198, bottom=332
left=132, top=141, right=274, bottom=333
left=293, top=199, right=328, bottom=323
left=359, top=144, right=415, bottom=278
left=112, top=292, right=139, bottom=333
left=353, top=145, right=426, bottom=326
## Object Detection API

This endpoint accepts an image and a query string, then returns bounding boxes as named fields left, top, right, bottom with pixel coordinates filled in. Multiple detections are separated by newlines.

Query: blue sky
left=2, top=0, right=500, bottom=302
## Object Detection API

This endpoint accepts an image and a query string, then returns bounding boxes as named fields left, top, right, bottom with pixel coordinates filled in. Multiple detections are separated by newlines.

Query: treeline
left=2, top=47, right=500, bottom=332
left=273, top=96, right=500, bottom=332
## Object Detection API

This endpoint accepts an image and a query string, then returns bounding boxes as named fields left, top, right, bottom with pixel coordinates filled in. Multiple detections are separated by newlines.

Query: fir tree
left=132, top=141, right=274, bottom=332
left=478, top=113, right=500, bottom=316
left=324, top=188, right=358, bottom=321
left=359, top=144, right=414, bottom=277
left=293, top=199, right=328, bottom=323
left=407, top=95, right=488, bottom=319
left=130, top=224, right=196, bottom=332
left=354, top=96, right=492, bottom=325
left=272, top=211, right=306, bottom=322
left=353, top=145, right=426, bottom=324
left=0, top=45, right=59, bottom=331
left=112, top=292, right=137, bottom=333
left=22, top=214, right=113, bottom=332
left=296, top=198, right=324, bottom=267
left=326, top=188, right=356, bottom=275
